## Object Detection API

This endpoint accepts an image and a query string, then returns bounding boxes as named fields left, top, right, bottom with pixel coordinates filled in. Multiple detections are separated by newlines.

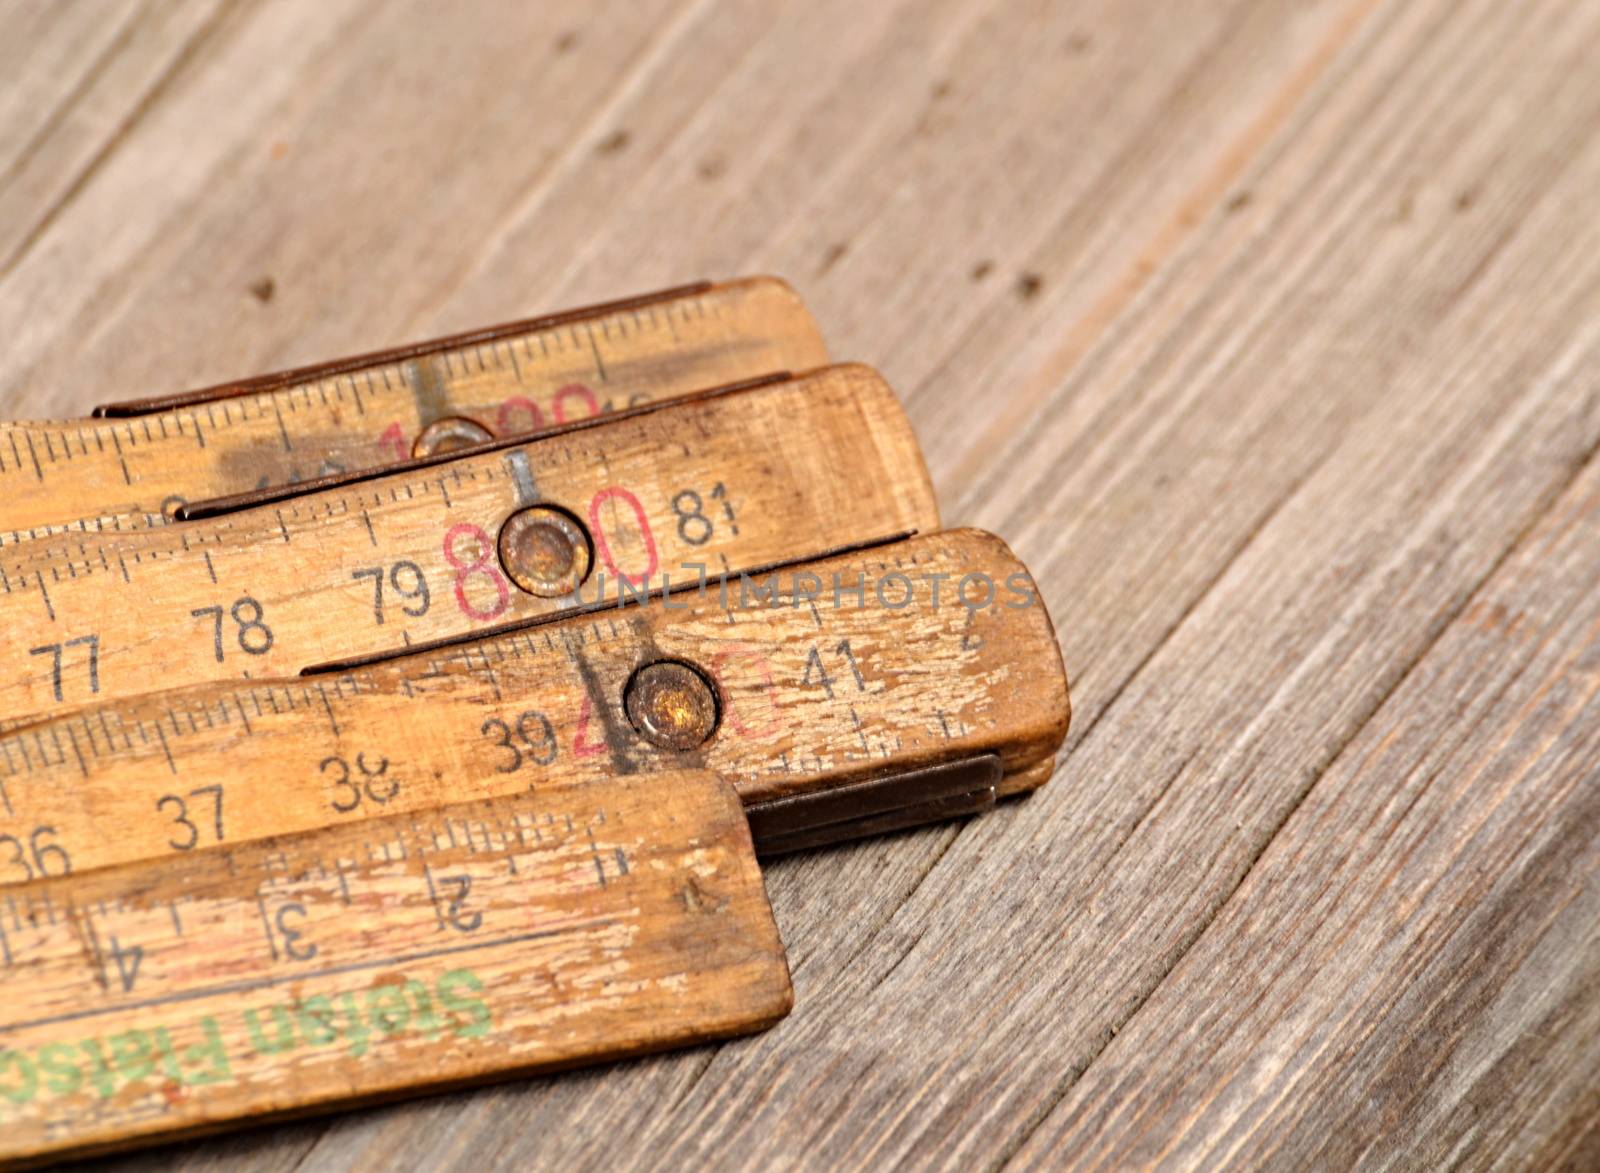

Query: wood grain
left=0, top=364, right=934, bottom=721
left=0, top=0, right=229, bottom=276
left=1012, top=411, right=1600, bottom=1170
left=3, top=0, right=1598, bottom=1168
left=0, top=769, right=791, bottom=1165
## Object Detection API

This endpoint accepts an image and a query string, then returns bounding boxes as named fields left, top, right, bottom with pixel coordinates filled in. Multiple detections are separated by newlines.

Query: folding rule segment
left=0, top=365, right=936, bottom=721
left=0, top=529, right=1070, bottom=875
left=0, top=770, right=790, bottom=1164
left=0, top=277, right=825, bottom=536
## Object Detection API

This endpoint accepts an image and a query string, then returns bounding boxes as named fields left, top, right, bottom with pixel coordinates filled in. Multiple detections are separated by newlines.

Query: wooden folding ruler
left=0, top=280, right=1072, bottom=1164
left=0, top=277, right=823, bottom=539
left=0, top=770, right=791, bottom=1163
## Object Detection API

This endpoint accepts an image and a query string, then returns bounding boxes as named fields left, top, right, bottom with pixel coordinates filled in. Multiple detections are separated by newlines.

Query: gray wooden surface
left=3, top=0, right=1596, bottom=1168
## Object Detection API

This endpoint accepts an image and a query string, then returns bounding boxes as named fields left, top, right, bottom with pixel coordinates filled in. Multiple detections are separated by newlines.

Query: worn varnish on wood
left=1012, top=457, right=1600, bottom=1169
left=0, top=277, right=825, bottom=538
left=0, top=769, right=790, bottom=1166
left=0, top=364, right=937, bottom=723
left=0, top=529, right=1069, bottom=873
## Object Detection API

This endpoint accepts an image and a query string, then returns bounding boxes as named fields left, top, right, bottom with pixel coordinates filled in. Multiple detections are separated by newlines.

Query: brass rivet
left=412, top=416, right=492, bottom=457
left=624, top=661, right=719, bottom=751
left=498, top=506, right=592, bottom=597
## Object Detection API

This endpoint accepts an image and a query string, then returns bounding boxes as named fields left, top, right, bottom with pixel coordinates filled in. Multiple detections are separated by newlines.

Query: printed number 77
left=27, top=634, right=99, bottom=702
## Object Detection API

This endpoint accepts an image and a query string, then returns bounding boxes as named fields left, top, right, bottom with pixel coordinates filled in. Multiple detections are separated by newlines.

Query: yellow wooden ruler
left=0, top=277, right=824, bottom=538
left=0, top=365, right=936, bottom=722
left=0, top=529, right=1068, bottom=874
left=0, top=281, right=1075, bottom=1163
left=0, top=770, right=791, bottom=1164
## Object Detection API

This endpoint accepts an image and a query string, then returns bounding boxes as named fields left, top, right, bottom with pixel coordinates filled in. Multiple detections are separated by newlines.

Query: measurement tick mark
left=316, top=684, right=340, bottom=736
left=273, top=401, right=293, bottom=452
left=255, top=894, right=280, bottom=962
left=153, top=724, right=177, bottom=774
left=23, top=433, right=41, bottom=481
left=35, top=572, right=54, bottom=621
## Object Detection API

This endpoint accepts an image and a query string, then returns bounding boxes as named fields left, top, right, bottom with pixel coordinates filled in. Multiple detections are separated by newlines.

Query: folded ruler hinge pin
left=747, top=753, right=1003, bottom=856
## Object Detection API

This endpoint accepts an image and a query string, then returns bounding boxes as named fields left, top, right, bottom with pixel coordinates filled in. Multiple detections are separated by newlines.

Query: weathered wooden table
left=3, top=1, right=1596, bottom=1167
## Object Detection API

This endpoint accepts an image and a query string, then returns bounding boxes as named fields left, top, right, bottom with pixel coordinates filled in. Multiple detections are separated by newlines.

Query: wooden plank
left=0, top=1, right=146, bottom=191
left=0, top=2, right=140, bottom=177
left=0, top=0, right=229, bottom=273
left=0, top=0, right=690, bottom=412
left=0, top=0, right=367, bottom=408
left=4, top=0, right=1598, bottom=1169
left=1014, top=456, right=1600, bottom=1169
left=423, top=0, right=1343, bottom=409
left=0, top=0, right=1318, bottom=417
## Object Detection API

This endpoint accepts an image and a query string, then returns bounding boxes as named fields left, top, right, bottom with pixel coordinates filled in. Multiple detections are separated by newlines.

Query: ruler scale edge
left=92, top=281, right=721, bottom=415
left=0, top=271, right=1079, bottom=1165
left=0, top=277, right=827, bottom=536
